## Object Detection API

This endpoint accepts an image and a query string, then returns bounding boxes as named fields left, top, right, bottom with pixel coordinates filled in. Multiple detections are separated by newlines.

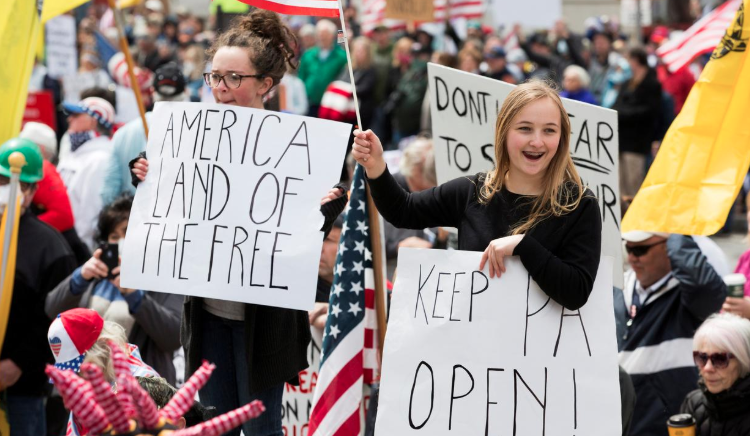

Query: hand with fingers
left=722, top=296, right=750, bottom=319
left=351, top=129, right=387, bottom=179
left=132, top=158, right=149, bottom=182
left=479, top=235, right=524, bottom=279
left=321, top=187, right=345, bottom=205
left=81, top=249, right=110, bottom=281
left=109, top=266, right=136, bottom=295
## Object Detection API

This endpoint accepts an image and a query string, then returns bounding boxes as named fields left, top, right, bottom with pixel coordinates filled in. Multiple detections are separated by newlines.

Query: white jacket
left=57, top=136, right=112, bottom=249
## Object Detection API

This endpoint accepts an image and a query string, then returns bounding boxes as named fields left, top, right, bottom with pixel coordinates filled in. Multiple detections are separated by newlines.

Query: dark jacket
left=616, top=235, right=726, bottom=436
left=681, top=376, right=750, bottom=436
left=385, top=60, right=428, bottom=138
left=45, top=273, right=183, bottom=385
left=338, top=66, right=377, bottom=128
left=182, top=185, right=348, bottom=394
left=1, top=212, right=76, bottom=396
left=612, top=69, right=663, bottom=155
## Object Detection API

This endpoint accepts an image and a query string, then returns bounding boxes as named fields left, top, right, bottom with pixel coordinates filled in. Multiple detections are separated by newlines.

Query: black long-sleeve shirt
left=367, top=168, right=602, bottom=310
left=1, top=212, right=76, bottom=396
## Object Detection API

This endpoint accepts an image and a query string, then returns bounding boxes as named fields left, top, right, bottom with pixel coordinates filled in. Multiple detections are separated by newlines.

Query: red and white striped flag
left=308, top=166, right=380, bottom=436
left=361, top=0, right=484, bottom=34
left=236, top=0, right=340, bottom=17
left=657, top=0, right=742, bottom=72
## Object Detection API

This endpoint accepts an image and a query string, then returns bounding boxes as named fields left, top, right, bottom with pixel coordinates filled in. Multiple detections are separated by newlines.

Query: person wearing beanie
left=57, top=96, right=116, bottom=249
left=0, top=138, right=76, bottom=436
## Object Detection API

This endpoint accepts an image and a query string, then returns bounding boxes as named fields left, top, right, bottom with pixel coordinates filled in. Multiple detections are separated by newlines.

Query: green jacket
left=298, top=46, right=348, bottom=106
left=392, top=59, right=428, bottom=136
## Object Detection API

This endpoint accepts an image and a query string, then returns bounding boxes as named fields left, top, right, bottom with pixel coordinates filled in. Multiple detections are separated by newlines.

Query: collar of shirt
left=635, top=272, right=673, bottom=303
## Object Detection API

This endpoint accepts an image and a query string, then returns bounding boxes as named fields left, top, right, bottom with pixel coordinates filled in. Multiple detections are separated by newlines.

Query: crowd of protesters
left=3, top=0, right=750, bottom=435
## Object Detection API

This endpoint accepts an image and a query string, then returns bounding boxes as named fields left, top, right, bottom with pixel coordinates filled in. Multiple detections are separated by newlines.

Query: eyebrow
left=516, top=120, right=560, bottom=127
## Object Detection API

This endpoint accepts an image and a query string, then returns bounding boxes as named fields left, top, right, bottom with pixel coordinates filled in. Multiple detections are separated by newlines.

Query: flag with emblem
left=309, top=165, right=379, bottom=436
left=623, top=0, right=750, bottom=235
left=235, top=0, right=340, bottom=17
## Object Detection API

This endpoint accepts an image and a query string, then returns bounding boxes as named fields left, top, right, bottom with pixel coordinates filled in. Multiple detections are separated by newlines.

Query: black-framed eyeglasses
left=624, top=240, right=666, bottom=257
left=203, top=72, right=264, bottom=89
left=693, top=351, right=735, bottom=369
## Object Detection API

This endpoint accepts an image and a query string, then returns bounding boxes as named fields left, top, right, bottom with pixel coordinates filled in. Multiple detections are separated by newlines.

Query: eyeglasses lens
left=693, top=352, right=730, bottom=369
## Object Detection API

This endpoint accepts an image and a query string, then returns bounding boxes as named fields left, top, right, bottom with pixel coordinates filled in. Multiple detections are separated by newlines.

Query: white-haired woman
left=680, top=313, right=750, bottom=435
left=560, top=65, right=598, bottom=105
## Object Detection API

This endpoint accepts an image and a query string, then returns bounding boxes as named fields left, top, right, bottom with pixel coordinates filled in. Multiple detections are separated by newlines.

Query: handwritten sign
left=375, top=249, right=620, bottom=436
left=45, top=15, right=77, bottom=80
left=121, top=102, right=350, bottom=311
left=385, top=0, right=435, bottom=22
left=428, top=64, right=623, bottom=288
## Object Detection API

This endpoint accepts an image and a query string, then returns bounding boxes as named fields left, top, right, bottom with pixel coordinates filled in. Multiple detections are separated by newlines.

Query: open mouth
left=522, top=151, right=544, bottom=161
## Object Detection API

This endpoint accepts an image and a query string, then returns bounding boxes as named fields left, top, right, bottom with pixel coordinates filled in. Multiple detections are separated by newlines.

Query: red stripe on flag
left=308, top=351, right=363, bottom=434
left=364, top=368, right=374, bottom=385
left=365, top=288, right=375, bottom=309
left=364, top=328, right=374, bottom=348
left=332, top=409, right=361, bottom=436
left=237, top=0, right=340, bottom=17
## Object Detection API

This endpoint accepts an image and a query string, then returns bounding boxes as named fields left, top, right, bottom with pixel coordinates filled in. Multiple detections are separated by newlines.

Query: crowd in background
left=3, top=0, right=750, bottom=435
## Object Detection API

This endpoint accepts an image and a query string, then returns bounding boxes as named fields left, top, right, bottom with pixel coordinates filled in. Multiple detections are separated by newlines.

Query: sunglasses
left=624, top=240, right=666, bottom=257
left=693, top=351, right=735, bottom=369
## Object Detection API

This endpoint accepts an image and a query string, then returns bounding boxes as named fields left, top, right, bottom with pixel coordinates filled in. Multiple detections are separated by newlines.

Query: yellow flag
left=0, top=196, right=21, bottom=355
left=0, top=0, right=41, bottom=145
left=622, top=0, right=750, bottom=235
left=41, top=0, right=90, bottom=23
left=118, top=0, right=144, bottom=8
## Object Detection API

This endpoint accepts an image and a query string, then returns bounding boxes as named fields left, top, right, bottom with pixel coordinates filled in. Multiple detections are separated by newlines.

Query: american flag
left=309, top=165, right=379, bottom=436
left=236, top=0, right=340, bottom=17
left=657, top=0, right=742, bottom=72
left=361, top=0, right=485, bottom=34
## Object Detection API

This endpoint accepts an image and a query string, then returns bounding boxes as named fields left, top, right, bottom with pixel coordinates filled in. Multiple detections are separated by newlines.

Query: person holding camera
left=45, top=196, right=182, bottom=385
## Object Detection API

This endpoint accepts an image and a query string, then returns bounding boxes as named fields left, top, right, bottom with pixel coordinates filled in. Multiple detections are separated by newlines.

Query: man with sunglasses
left=616, top=231, right=726, bottom=436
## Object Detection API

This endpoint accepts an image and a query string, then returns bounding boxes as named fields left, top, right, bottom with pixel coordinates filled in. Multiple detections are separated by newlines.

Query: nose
left=703, top=359, right=716, bottom=373
left=529, top=130, right=544, bottom=147
left=215, top=77, right=229, bottom=92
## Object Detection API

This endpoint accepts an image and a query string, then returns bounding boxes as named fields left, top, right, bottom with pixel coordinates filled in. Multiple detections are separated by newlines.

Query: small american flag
left=361, top=0, right=485, bottom=35
left=309, top=165, right=379, bottom=436
left=657, top=0, right=742, bottom=72
left=235, top=0, right=340, bottom=17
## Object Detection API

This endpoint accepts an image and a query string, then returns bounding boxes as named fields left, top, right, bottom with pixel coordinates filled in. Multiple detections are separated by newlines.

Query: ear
left=258, top=76, right=274, bottom=96
left=177, top=417, right=187, bottom=429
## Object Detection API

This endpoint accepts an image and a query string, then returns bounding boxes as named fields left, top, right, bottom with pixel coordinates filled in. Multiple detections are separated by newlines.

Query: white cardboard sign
left=376, top=249, right=621, bottom=436
left=45, top=15, right=77, bottom=80
left=121, top=102, right=350, bottom=310
left=428, top=64, right=623, bottom=289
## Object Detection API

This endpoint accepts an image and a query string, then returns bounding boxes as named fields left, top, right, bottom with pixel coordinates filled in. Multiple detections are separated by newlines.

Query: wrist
left=367, top=161, right=387, bottom=179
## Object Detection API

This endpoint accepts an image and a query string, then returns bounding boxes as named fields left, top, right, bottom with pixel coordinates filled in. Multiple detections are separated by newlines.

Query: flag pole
left=0, top=152, right=25, bottom=354
left=337, top=1, right=388, bottom=364
left=106, top=0, right=150, bottom=138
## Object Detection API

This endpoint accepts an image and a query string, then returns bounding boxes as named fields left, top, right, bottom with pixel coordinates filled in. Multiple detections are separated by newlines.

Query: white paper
left=376, top=249, right=621, bottom=436
left=428, top=63, right=623, bottom=289
left=121, top=102, right=350, bottom=310
left=490, top=0, right=562, bottom=29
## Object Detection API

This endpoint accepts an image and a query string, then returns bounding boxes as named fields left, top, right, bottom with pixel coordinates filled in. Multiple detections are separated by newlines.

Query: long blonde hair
left=480, top=80, right=584, bottom=235
left=82, top=321, right=129, bottom=383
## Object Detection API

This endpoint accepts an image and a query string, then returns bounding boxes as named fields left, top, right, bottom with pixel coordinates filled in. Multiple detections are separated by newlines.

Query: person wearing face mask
left=56, top=96, right=116, bottom=250
left=0, top=138, right=77, bottom=436
left=44, top=195, right=182, bottom=385
left=680, top=313, right=750, bottom=435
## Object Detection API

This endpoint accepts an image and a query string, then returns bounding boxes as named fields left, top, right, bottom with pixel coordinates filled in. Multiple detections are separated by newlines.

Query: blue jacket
left=615, top=235, right=726, bottom=436
left=101, top=113, right=151, bottom=205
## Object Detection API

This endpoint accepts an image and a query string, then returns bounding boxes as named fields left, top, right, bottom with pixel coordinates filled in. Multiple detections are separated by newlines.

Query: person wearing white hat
left=57, top=97, right=116, bottom=249
left=616, top=230, right=727, bottom=436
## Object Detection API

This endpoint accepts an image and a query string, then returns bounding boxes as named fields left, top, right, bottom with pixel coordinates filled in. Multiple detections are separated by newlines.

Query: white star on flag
left=350, top=281, right=363, bottom=296
left=354, top=240, right=365, bottom=254
left=359, top=179, right=366, bottom=190
left=332, top=283, right=344, bottom=297
left=348, top=302, right=362, bottom=316
left=329, top=324, right=341, bottom=339
left=331, top=303, right=342, bottom=317
left=341, top=221, right=349, bottom=235
left=352, top=261, right=364, bottom=275
left=357, top=200, right=366, bottom=212
left=356, top=220, right=368, bottom=235
left=335, top=262, right=346, bottom=275
left=339, top=242, right=348, bottom=255
left=364, top=247, right=372, bottom=262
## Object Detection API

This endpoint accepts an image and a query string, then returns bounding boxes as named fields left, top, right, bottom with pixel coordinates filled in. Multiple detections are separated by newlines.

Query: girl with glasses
left=352, top=80, right=602, bottom=311
left=680, top=313, right=750, bottom=435
left=131, top=10, right=347, bottom=436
